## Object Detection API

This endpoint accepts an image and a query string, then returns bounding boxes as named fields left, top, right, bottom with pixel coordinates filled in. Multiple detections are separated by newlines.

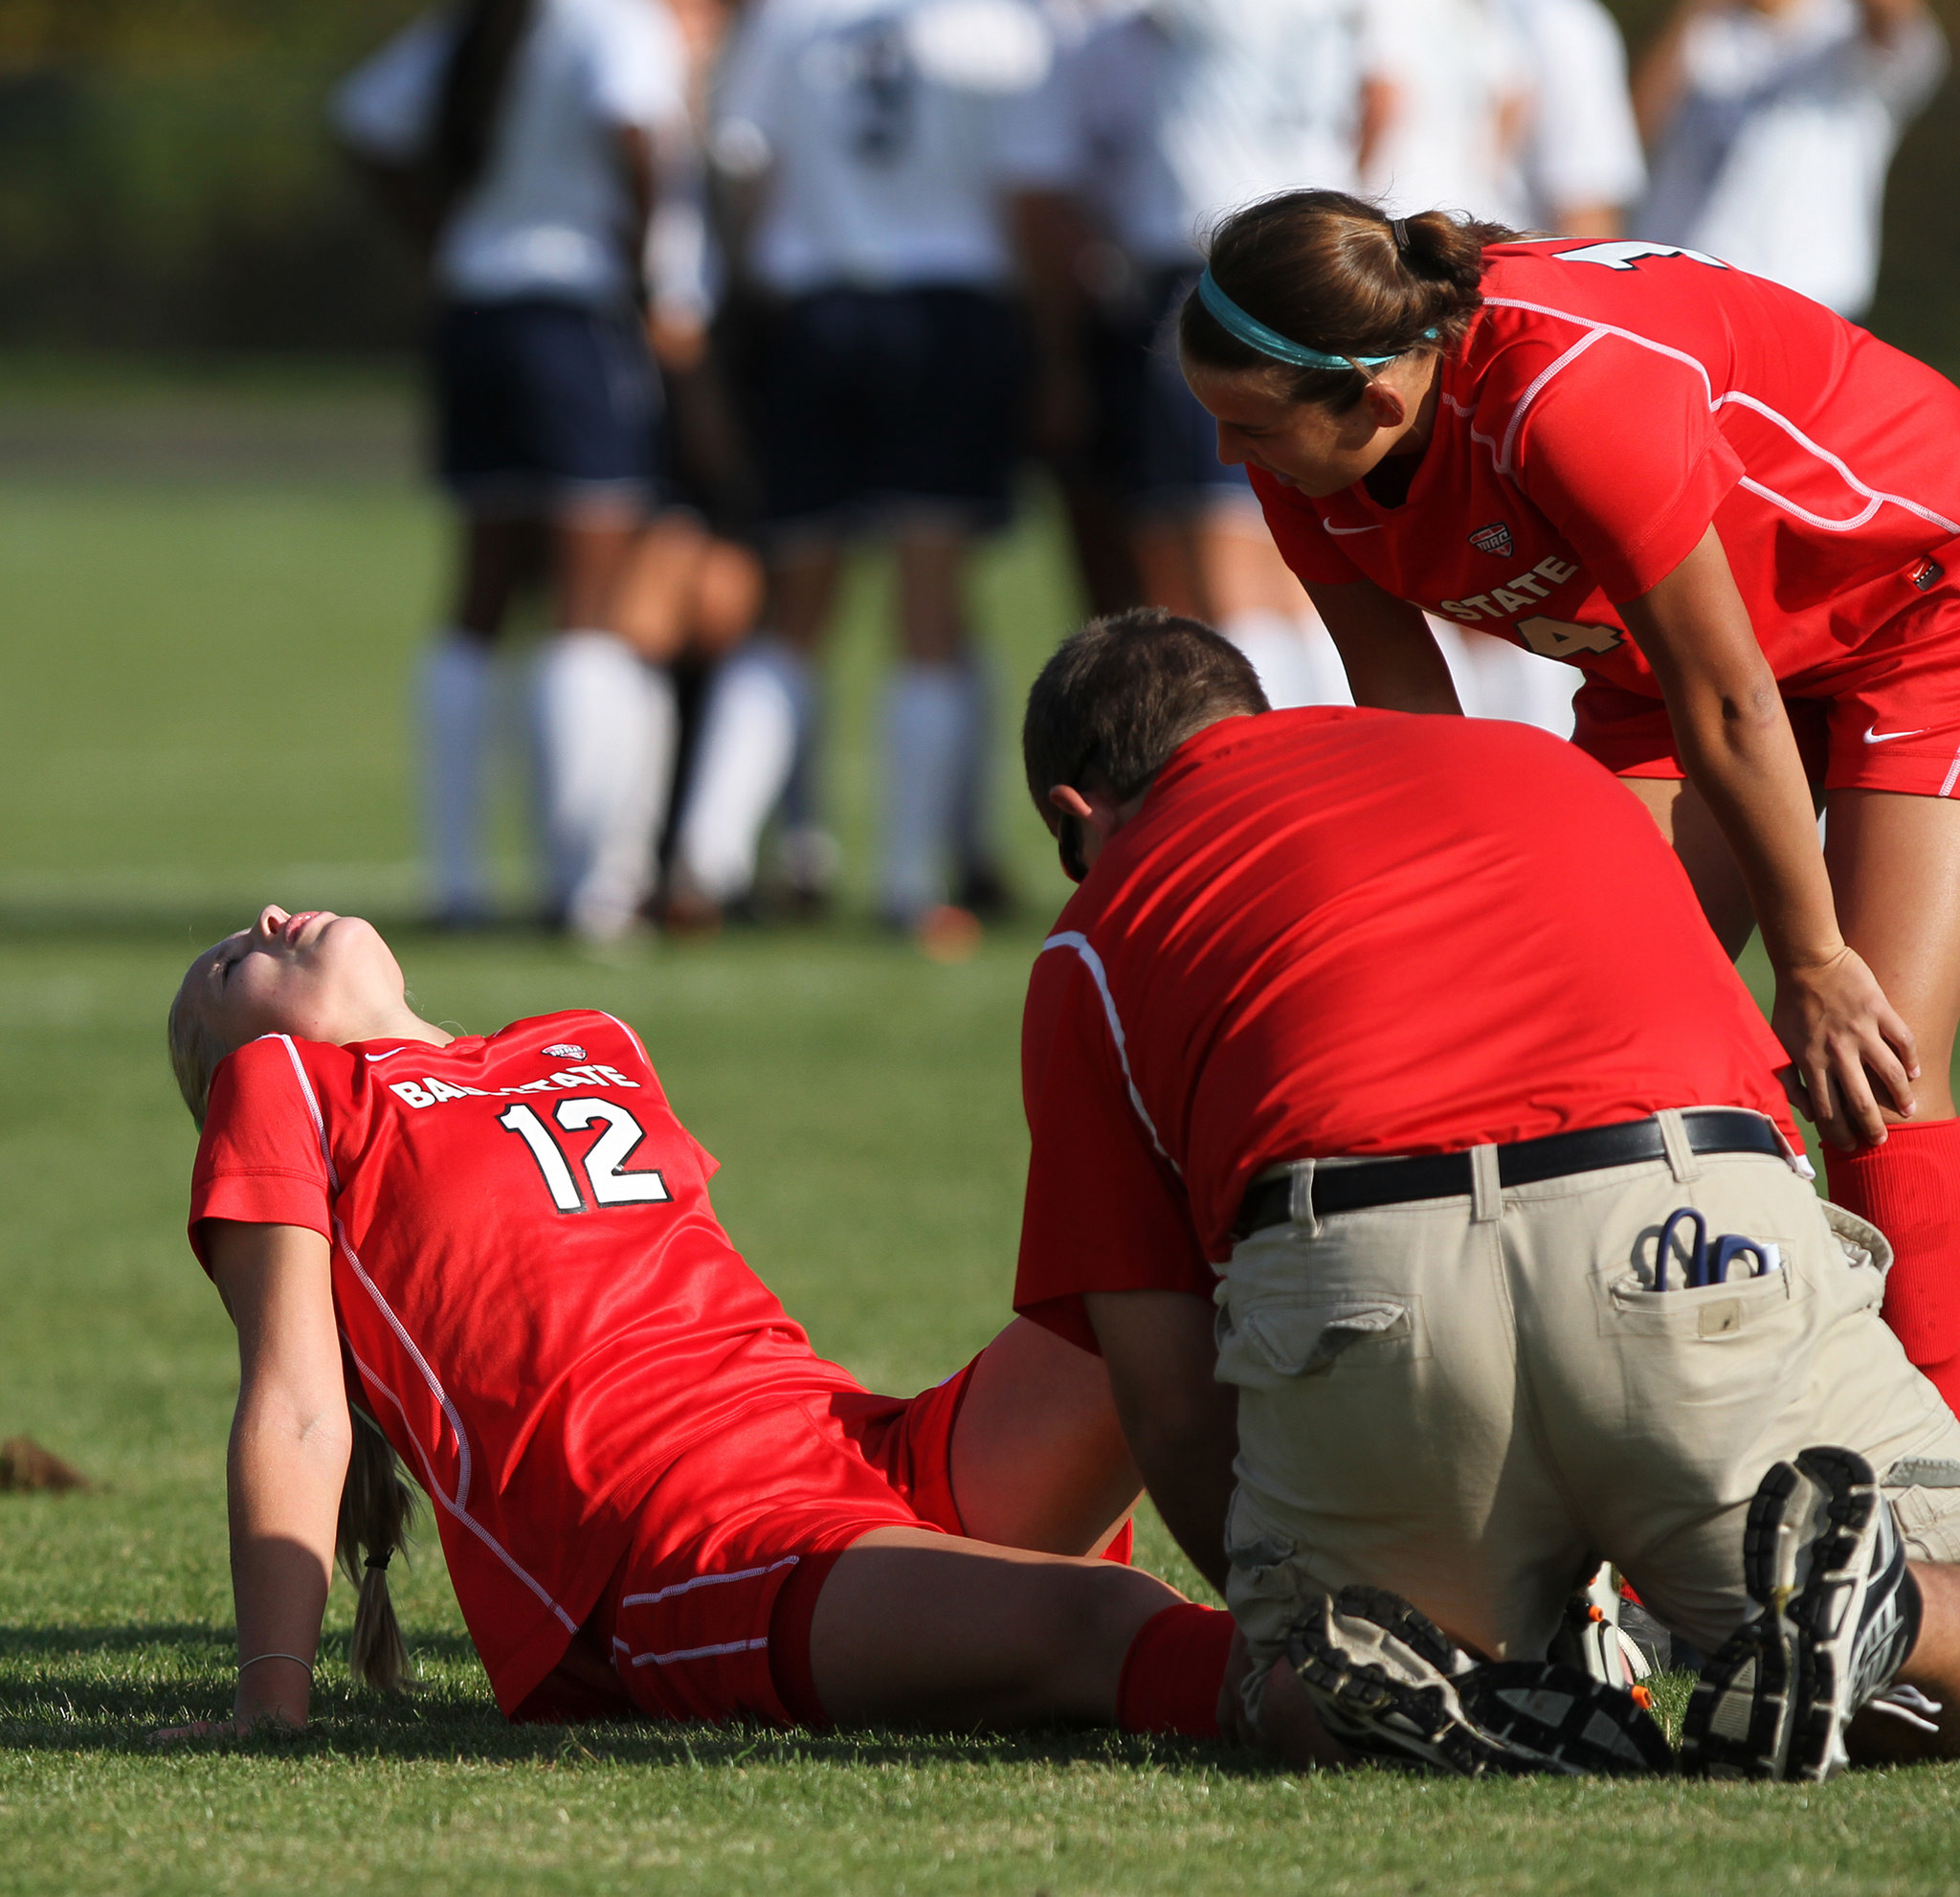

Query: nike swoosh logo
left=363, top=1047, right=412, bottom=1061
left=1864, top=725, right=1927, bottom=744
left=1324, top=523, right=1381, bottom=536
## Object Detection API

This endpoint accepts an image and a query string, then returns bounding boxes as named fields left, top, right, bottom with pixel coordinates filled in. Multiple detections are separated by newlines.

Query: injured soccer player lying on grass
left=156, top=905, right=1240, bottom=1746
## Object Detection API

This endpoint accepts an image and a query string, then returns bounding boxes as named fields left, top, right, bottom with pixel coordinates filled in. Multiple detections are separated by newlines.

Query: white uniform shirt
left=1636, top=0, right=1946, bottom=316
left=712, top=0, right=1067, bottom=295
left=332, top=0, right=688, bottom=306
left=1030, top=0, right=1372, bottom=270
left=1360, top=0, right=1531, bottom=222
left=1503, top=0, right=1646, bottom=228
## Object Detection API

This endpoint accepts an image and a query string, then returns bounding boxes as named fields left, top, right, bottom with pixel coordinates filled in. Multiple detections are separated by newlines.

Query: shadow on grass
left=0, top=1621, right=1253, bottom=1774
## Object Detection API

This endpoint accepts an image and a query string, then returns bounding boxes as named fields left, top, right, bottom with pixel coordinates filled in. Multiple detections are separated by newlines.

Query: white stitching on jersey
left=273, top=1034, right=343, bottom=1194
left=628, top=1637, right=769, bottom=1667
left=1481, top=297, right=1960, bottom=536
left=271, top=1038, right=476, bottom=1508
left=1500, top=326, right=1607, bottom=472
left=343, top=1342, right=578, bottom=1634
left=1039, top=931, right=1177, bottom=1171
left=334, top=1216, right=474, bottom=1511
left=620, top=1555, right=799, bottom=1609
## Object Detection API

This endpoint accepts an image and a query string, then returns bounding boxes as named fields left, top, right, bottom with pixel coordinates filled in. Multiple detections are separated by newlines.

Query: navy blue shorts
left=758, top=287, right=1026, bottom=533
left=1072, top=267, right=1251, bottom=515
left=434, top=299, right=660, bottom=514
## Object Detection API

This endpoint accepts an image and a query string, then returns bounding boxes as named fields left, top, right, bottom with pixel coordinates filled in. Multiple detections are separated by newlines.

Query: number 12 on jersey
left=499, top=1098, right=672, bottom=1212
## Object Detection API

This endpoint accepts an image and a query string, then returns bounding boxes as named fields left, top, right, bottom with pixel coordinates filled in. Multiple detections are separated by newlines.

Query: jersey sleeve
left=1013, top=950, right=1210, bottom=1352
left=1506, top=329, right=1745, bottom=601
left=1249, top=467, right=1370, bottom=589
left=187, top=1037, right=333, bottom=1273
left=583, top=0, right=688, bottom=132
left=328, top=13, right=449, bottom=163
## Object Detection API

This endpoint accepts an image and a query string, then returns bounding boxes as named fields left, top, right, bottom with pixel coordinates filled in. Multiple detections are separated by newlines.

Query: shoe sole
left=1682, top=1447, right=1882, bottom=1782
left=1289, top=1585, right=1669, bottom=1778
left=1788, top=1446, right=1887, bottom=1783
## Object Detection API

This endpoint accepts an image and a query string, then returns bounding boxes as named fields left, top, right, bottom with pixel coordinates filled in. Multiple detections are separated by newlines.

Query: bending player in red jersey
left=1177, top=191, right=1960, bottom=1411
left=156, top=906, right=1233, bottom=1743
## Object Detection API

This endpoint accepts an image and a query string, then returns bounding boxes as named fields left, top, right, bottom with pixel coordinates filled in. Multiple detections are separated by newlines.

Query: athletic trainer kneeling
left=1014, top=609, right=1960, bottom=1780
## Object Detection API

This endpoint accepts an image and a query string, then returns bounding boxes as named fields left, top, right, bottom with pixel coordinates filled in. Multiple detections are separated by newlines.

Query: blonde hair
left=167, top=938, right=421, bottom=1690
left=167, top=957, right=233, bottom=1129
left=338, top=1402, right=421, bottom=1692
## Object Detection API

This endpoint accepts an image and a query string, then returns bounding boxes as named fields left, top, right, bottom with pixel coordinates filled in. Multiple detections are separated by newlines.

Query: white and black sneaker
left=1549, top=1565, right=1660, bottom=1690
left=1287, top=1585, right=1673, bottom=1778
left=1682, top=1445, right=1923, bottom=1781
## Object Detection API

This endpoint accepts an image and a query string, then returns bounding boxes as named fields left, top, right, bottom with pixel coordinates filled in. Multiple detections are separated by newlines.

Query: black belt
left=1236, top=1110, right=1788, bottom=1236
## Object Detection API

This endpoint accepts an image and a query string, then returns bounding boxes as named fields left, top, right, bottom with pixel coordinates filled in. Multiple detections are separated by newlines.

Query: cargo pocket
left=1214, top=1295, right=1427, bottom=1392
left=1820, top=1199, right=1891, bottom=1309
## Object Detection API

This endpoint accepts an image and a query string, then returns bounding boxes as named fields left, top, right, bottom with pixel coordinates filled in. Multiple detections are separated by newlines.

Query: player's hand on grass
left=1771, top=944, right=1918, bottom=1149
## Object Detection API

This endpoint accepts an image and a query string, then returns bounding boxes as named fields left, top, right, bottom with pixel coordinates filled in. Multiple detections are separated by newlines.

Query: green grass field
left=2, top=370, right=1957, bottom=1895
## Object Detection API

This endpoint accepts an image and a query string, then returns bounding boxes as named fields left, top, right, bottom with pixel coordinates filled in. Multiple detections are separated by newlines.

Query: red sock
left=1116, top=1602, right=1235, bottom=1739
left=1100, top=1520, right=1135, bottom=1566
left=1825, top=1118, right=1960, bottom=1414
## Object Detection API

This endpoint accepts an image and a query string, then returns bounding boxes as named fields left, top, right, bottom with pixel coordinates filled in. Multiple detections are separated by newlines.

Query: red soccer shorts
left=1574, top=577, right=1960, bottom=798
left=592, top=1360, right=980, bottom=1728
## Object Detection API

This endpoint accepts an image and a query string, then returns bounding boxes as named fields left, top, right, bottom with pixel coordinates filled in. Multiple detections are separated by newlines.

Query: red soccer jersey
left=1255, top=241, right=1960, bottom=697
left=188, top=1010, right=864, bottom=1714
left=1013, top=709, right=1800, bottom=1350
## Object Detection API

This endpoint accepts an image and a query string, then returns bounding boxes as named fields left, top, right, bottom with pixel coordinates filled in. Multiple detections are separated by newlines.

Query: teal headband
left=1196, top=268, right=1435, bottom=371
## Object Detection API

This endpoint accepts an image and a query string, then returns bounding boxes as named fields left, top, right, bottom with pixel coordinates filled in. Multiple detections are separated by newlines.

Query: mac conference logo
left=1469, top=523, right=1514, bottom=557
left=543, top=1043, right=587, bottom=1060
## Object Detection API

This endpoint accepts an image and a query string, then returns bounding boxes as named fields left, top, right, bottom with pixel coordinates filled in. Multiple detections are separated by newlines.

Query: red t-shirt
left=1013, top=709, right=1798, bottom=1350
left=188, top=1010, right=864, bottom=1714
left=1257, top=241, right=1960, bottom=697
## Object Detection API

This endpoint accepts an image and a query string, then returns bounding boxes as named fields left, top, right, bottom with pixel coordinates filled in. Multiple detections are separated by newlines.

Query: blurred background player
left=1013, top=0, right=1379, bottom=711
left=1352, top=0, right=1608, bottom=734
left=608, top=0, right=771, bottom=891
left=332, top=0, right=690, bottom=942
left=1632, top=0, right=1947, bottom=319
left=665, top=0, right=1065, bottom=943
left=1503, top=0, right=1647, bottom=237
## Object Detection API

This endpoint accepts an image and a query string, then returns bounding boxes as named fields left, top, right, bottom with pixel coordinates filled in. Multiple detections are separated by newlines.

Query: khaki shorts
left=1215, top=1114, right=1960, bottom=1721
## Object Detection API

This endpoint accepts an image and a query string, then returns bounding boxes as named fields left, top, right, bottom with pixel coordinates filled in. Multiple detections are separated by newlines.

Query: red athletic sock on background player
left=1826, top=1119, right=1960, bottom=1415
left=1115, top=1602, right=1236, bottom=1738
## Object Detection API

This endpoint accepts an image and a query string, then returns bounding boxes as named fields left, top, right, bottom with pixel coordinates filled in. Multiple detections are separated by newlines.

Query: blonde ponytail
left=337, top=1403, right=420, bottom=1692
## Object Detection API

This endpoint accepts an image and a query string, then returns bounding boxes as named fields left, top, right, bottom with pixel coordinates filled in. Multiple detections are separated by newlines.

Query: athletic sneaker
left=1287, top=1585, right=1673, bottom=1777
left=1549, top=1565, right=1659, bottom=1690
left=1682, top=1445, right=1923, bottom=1782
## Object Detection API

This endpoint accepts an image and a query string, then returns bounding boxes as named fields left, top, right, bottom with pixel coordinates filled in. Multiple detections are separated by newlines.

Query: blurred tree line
left=1, top=0, right=1955, bottom=366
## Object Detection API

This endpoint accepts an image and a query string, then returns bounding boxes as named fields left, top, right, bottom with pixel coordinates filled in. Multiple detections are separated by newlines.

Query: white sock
left=1222, top=609, right=1352, bottom=710
left=419, top=631, right=496, bottom=920
left=674, top=636, right=814, bottom=904
left=882, top=661, right=978, bottom=925
left=532, top=631, right=677, bottom=939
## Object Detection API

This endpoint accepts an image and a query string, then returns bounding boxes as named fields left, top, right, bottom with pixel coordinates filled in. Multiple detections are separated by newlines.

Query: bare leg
left=549, top=515, right=641, bottom=634
left=1617, top=774, right=1760, bottom=960
left=455, top=516, right=547, bottom=638
left=1825, top=788, right=1960, bottom=1123
left=1194, top=509, right=1309, bottom=620
left=1851, top=1560, right=1960, bottom=1761
left=1058, top=481, right=1144, bottom=617
left=612, top=514, right=713, bottom=663
left=893, top=521, right=969, bottom=663
left=1131, top=516, right=1207, bottom=619
left=808, top=1525, right=1181, bottom=1729
left=769, top=536, right=846, bottom=656
left=949, top=1318, right=1142, bottom=1556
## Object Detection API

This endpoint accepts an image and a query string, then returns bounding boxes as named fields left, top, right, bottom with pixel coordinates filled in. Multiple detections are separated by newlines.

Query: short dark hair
left=1022, top=611, right=1267, bottom=839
